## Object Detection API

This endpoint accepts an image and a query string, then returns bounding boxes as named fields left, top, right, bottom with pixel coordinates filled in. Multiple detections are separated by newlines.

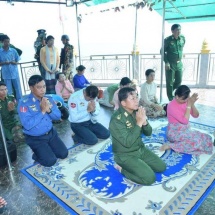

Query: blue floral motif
left=111, top=210, right=122, bottom=215
left=67, top=156, right=78, bottom=164
left=78, top=122, right=201, bottom=201
left=164, top=153, right=183, bottom=169
left=145, top=200, right=163, bottom=212
left=34, top=162, right=65, bottom=181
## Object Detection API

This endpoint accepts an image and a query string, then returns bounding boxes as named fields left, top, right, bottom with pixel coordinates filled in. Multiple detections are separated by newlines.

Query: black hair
left=46, top=35, right=54, bottom=43
left=28, top=75, right=44, bottom=87
left=0, top=81, right=6, bottom=87
left=85, top=85, right=98, bottom=99
left=56, top=72, right=64, bottom=80
left=145, top=69, right=155, bottom=77
left=76, top=65, right=86, bottom=72
left=119, top=77, right=131, bottom=86
left=171, top=24, right=181, bottom=31
left=0, top=34, right=5, bottom=42
left=1, top=35, right=10, bottom=41
left=118, top=87, right=135, bottom=102
left=175, top=85, right=190, bottom=100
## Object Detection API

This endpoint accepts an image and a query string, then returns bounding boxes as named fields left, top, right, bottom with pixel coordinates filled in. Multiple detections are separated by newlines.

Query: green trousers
left=114, top=147, right=166, bottom=185
left=165, top=61, right=183, bottom=101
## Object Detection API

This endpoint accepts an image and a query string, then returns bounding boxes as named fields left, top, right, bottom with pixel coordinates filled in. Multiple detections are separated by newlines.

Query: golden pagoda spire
left=201, top=39, right=210, bottom=54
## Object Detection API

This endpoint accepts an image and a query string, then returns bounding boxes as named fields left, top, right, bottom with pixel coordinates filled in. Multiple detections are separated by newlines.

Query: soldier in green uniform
left=109, top=87, right=166, bottom=185
left=60, top=35, right=74, bottom=83
left=0, top=82, right=24, bottom=144
left=163, top=24, right=185, bottom=101
left=34, top=29, right=47, bottom=79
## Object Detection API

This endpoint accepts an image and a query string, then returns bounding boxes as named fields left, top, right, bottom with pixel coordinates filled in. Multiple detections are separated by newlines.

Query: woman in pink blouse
left=55, top=73, right=74, bottom=101
left=160, top=85, right=213, bottom=155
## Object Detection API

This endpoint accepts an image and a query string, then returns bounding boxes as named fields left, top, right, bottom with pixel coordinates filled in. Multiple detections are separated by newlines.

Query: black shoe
left=32, top=153, right=38, bottom=161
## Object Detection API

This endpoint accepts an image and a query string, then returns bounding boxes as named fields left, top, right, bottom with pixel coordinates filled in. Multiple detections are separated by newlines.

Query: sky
left=0, top=1, right=214, bottom=62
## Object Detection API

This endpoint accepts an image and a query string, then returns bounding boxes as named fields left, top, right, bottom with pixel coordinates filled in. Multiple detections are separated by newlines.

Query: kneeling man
left=109, top=87, right=166, bottom=185
left=18, top=75, right=68, bottom=167
left=68, top=85, right=110, bottom=145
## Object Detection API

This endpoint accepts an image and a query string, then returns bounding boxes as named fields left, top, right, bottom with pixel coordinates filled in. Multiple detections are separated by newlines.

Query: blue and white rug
left=21, top=119, right=215, bottom=215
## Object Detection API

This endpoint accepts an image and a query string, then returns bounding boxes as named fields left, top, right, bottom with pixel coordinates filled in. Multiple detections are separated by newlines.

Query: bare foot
left=114, top=164, right=122, bottom=173
left=160, top=144, right=171, bottom=151
left=0, top=197, right=7, bottom=208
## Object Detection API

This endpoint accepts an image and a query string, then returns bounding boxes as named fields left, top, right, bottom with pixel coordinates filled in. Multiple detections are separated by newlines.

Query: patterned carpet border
left=21, top=120, right=215, bottom=215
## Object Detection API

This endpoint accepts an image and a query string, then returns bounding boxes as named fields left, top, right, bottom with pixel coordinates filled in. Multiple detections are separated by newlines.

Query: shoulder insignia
left=124, top=112, right=128, bottom=117
left=21, top=95, right=29, bottom=103
left=116, top=114, right=121, bottom=120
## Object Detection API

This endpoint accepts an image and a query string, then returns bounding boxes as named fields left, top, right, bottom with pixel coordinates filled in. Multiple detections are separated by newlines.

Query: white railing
left=19, top=53, right=215, bottom=95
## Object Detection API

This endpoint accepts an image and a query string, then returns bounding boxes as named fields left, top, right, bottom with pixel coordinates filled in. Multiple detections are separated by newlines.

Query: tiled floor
left=0, top=88, right=214, bottom=215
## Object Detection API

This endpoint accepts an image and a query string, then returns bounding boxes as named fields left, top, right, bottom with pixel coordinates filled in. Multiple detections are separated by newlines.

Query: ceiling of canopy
left=1, top=0, right=215, bottom=23
left=153, top=0, right=215, bottom=23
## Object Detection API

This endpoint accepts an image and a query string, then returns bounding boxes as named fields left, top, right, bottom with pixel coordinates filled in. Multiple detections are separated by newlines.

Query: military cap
left=61, top=35, right=70, bottom=41
left=37, top=29, right=46, bottom=35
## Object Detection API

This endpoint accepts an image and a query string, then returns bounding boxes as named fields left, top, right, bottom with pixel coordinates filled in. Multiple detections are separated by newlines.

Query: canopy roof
left=83, top=0, right=215, bottom=22
left=153, top=0, right=215, bottom=22
left=2, top=0, right=215, bottom=23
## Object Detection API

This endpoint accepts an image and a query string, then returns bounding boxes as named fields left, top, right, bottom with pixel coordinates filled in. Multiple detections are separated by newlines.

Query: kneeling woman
left=161, top=85, right=213, bottom=155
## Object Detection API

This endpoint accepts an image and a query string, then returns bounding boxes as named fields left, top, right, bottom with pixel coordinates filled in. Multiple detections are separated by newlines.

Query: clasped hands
left=48, top=69, right=58, bottom=74
left=136, top=106, right=147, bottom=127
left=40, top=97, right=53, bottom=113
left=187, top=93, right=198, bottom=107
left=87, top=100, right=96, bottom=113
left=7, top=101, right=15, bottom=111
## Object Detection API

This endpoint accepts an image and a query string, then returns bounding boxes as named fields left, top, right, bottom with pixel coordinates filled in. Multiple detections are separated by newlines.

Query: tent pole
left=0, top=114, right=13, bottom=171
left=133, top=3, right=138, bottom=81
left=160, top=0, right=166, bottom=103
left=75, top=3, right=81, bottom=65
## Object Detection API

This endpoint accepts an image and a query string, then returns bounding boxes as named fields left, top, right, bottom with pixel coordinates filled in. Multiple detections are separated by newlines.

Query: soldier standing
left=60, top=35, right=74, bottom=83
left=34, top=29, right=47, bottom=79
left=163, top=24, right=185, bottom=101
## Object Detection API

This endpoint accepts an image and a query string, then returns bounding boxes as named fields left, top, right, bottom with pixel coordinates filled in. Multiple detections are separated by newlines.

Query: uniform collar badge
left=124, top=112, right=128, bottom=117
left=116, top=114, right=121, bottom=120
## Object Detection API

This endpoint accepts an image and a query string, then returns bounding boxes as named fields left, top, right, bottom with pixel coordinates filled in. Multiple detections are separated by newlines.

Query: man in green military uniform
left=0, top=82, right=24, bottom=144
left=60, top=35, right=74, bottom=83
left=34, top=29, right=47, bottom=79
left=109, top=87, right=166, bottom=185
left=163, top=24, right=185, bottom=101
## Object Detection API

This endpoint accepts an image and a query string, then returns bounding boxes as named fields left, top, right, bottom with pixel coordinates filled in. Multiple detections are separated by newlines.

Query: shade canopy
left=153, top=0, right=215, bottom=22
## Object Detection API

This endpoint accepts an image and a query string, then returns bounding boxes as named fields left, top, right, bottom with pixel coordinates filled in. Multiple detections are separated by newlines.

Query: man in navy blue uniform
left=18, top=75, right=68, bottom=167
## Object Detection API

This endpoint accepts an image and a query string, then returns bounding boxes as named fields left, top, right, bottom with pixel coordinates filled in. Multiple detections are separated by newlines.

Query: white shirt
left=140, top=82, right=157, bottom=105
left=68, top=89, right=100, bottom=123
